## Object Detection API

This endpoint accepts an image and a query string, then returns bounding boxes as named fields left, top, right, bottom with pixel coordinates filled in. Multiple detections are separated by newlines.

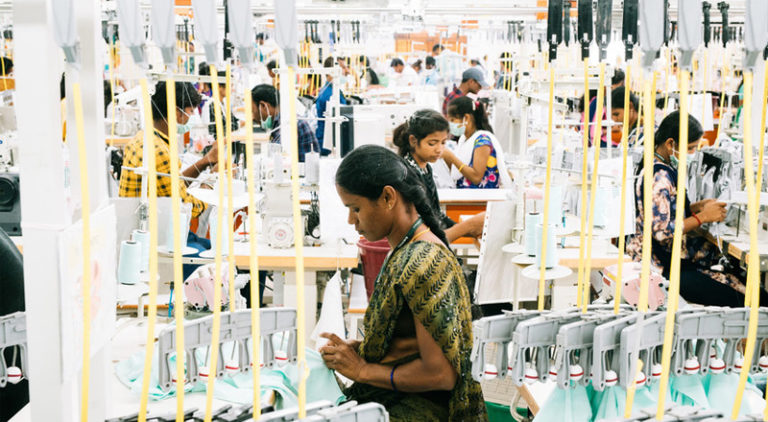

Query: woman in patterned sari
left=627, top=111, right=768, bottom=306
left=319, top=145, right=488, bottom=421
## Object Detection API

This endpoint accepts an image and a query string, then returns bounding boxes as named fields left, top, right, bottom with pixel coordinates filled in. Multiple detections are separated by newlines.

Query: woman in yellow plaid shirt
left=118, top=81, right=218, bottom=219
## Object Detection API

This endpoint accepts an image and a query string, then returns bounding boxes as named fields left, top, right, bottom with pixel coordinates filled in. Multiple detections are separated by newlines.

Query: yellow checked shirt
left=118, top=130, right=206, bottom=218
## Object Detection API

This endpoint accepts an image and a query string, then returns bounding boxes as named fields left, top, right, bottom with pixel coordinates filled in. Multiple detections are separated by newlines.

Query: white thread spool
left=635, top=369, right=647, bottom=386
left=198, top=366, right=209, bottom=380
left=734, top=356, right=744, bottom=373
left=524, top=366, right=538, bottom=384
left=225, top=360, right=240, bottom=375
left=6, top=366, right=22, bottom=384
left=651, top=363, right=663, bottom=380
left=569, top=364, right=584, bottom=381
left=274, top=349, right=288, bottom=367
left=684, top=357, right=701, bottom=375
left=709, top=357, right=726, bottom=374
left=605, top=369, right=618, bottom=387
left=483, top=364, right=498, bottom=380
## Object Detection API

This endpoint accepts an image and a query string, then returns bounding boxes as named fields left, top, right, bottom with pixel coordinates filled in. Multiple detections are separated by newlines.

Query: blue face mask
left=449, top=121, right=465, bottom=137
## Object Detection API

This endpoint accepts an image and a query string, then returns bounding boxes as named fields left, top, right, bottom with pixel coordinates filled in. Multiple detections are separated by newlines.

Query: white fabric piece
left=311, top=272, right=346, bottom=351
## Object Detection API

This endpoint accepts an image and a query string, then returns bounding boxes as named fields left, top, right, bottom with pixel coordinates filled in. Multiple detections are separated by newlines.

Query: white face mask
left=449, top=120, right=465, bottom=137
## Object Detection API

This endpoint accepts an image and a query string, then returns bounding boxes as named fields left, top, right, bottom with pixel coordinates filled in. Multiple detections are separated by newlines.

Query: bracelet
left=458, top=164, right=466, bottom=172
left=390, top=363, right=400, bottom=392
left=692, top=213, right=703, bottom=226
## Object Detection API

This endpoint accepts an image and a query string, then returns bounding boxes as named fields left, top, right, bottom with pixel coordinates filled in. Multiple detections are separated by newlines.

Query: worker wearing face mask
left=251, top=84, right=319, bottom=162
left=198, top=64, right=240, bottom=136
left=119, top=81, right=216, bottom=219
left=627, top=111, right=767, bottom=307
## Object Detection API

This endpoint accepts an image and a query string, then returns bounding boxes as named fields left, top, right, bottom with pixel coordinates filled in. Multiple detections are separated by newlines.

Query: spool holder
left=0, top=312, right=27, bottom=388
left=156, top=308, right=297, bottom=392
left=469, top=310, right=543, bottom=382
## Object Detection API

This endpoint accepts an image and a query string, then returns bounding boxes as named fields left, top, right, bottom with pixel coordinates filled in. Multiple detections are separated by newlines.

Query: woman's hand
left=697, top=200, right=727, bottom=223
left=690, top=199, right=714, bottom=214
left=319, top=333, right=368, bottom=382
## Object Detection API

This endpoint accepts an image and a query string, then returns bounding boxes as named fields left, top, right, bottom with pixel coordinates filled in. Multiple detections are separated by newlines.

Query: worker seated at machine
left=315, top=56, right=348, bottom=156
left=393, top=109, right=486, bottom=242
left=322, top=145, right=487, bottom=421
left=118, top=81, right=216, bottom=220
left=198, top=64, right=240, bottom=136
left=627, top=111, right=768, bottom=307
left=610, top=86, right=648, bottom=147
left=251, top=84, right=319, bottom=162
left=441, top=96, right=510, bottom=189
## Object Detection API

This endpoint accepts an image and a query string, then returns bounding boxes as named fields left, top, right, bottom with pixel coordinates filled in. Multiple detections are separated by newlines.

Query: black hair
left=611, top=69, right=625, bottom=86
left=432, top=44, right=444, bottom=53
left=256, top=33, right=265, bottom=41
left=151, top=81, right=202, bottom=122
left=412, top=59, right=422, bottom=70
left=336, top=145, right=449, bottom=247
left=447, top=96, right=493, bottom=133
left=198, top=63, right=226, bottom=89
left=425, top=56, right=436, bottom=67
left=323, top=56, right=335, bottom=68
left=251, top=84, right=278, bottom=107
left=266, top=59, right=278, bottom=71
left=359, top=55, right=370, bottom=67
left=392, top=109, right=449, bottom=157
left=0, top=57, right=12, bottom=75
left=611, top=87, right=639, bottom=112
left=635, top=110, right=704, bottom=174
left=390, top=58, right=404, bottom=67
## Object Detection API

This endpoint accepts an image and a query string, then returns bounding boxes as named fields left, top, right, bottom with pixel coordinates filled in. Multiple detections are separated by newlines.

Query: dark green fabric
left=345, top=241, right=488, bottom=421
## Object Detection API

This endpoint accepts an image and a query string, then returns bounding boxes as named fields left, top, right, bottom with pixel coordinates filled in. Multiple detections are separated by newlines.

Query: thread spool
left=651, top=363, right=663, bottom=380
left=132, top=229, right=150, bottom=272
left=734, top=356, right=744, bottom=373
left=524, top=366, right=538, bottom=384
left=525, top=213, right=541, bottom=256
left=709, top=357, right=726, bottom=374
left=684, top=356, right=701, bottom=374
left=758, top=355, right=768, bottom=373
left=483, top=363, right=498, bottom=380
left=198, top=366, right=209, bottom=380
left=209, top=207, right=230, bottom=256
left=6, top=366, right=21, bottom=384
left=165, top=210, right=190, bottom=252
left=605, top=369, right=618, bottom=386
left=305, top=151, right=320, bottom=185
left=117, top=240, right=141, bottom=285
left=535, top=223, right=557, bottom=269
left=635, top=370, right=647, bottom=386
left=569, top=364, right=584, bottom=381
left=274, top=349, right=288, bottom=367
left=225, top=360, right=240, bottom=375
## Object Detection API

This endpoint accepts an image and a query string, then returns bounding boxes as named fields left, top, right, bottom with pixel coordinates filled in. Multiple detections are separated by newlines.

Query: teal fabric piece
left=533, top=383, right=593, bottom=422
left=114, top=346, right=343, bottom=408
left=669, top=374, right=709, bottom=408
left=703, top=372, right=762, bottom=417
left=591, top=386, right=626, bottom=420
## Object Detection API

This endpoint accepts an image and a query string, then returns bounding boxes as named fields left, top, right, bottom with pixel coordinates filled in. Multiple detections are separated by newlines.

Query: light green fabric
left=533, top=383, right=593, bottom=422
left=114, top=346, right=343, bottom=408
left=669, top=374, right=709, bottom=408
left=590, top=386, right=626, bottom=420
left=703, top=372, right=763, bottom=417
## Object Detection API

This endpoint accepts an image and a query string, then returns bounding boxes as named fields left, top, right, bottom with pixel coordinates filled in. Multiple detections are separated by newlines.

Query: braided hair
left=336, top=145, right=449, bottom=247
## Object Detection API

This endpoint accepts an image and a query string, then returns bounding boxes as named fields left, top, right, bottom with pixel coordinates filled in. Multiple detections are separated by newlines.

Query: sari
left=344, top=241, right=488, bottom=421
